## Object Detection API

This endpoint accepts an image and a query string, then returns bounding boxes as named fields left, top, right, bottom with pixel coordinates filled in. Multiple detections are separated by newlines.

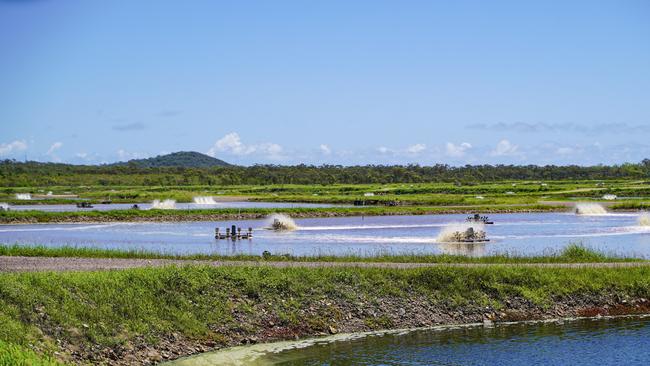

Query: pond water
left=1, top=212, right=650, bottom=257
left=168, top=316, right=650, bottom=365
left=5, top=201, right=342, bottom=212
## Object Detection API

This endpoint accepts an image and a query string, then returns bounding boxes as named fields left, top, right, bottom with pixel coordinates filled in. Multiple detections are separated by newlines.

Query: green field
left=3, top=180, right=650, bottom=206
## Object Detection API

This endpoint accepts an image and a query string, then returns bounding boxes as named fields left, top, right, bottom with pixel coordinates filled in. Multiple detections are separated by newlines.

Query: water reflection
left=439, top=242, right=486, bottom=256
left=256, top=317, right=650, bottom=365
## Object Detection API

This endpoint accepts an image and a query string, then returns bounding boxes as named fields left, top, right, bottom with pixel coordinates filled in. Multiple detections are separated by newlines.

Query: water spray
left=266, top=213, right=298, bottom=231
left=574, top=203, right=607, bottom=215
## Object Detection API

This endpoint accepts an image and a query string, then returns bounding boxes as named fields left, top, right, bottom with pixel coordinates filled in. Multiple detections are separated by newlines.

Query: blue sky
left=1, top=0, right=649, bottom=166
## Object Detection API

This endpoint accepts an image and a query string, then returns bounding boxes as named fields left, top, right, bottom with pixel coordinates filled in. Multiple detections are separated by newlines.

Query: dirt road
left=1, top=256, right=649, bottom=272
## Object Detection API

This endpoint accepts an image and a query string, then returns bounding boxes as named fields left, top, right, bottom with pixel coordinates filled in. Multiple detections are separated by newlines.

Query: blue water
left=256, top=317, right=650, bottom=365
left=1, top=212, right=650, bottom=257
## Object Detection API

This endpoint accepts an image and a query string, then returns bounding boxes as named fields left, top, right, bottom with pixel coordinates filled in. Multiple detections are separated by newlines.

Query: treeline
left=1, top=159, right=650, bottom=187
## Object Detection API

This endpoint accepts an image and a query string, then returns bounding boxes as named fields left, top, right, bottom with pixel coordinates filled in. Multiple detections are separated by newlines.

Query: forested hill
left=1, top=159, right=650, bottom=186
left=113, top=151, right=231, bottom=168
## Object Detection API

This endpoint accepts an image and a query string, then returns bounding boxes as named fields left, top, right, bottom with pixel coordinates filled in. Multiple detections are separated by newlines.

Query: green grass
left=0, top=204, right=565, bottom=224
left=0, top=340, right=60, bottom=366
left=2, top=264, right=650, bottom=363
left=611, top=202, right=650, bottom=211
left=3, top=180, right=649, bottom=207
left=0, top=243, right=641, bottom=264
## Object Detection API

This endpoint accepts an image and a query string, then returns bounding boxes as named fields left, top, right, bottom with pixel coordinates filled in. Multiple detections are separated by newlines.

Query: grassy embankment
left=0, top=204, right=565, bottom=224
left=2, top=260, right=650, bottom=364
left=0, top=243, right=642, bottom=264
left=3, top=180, right=650, bottom=207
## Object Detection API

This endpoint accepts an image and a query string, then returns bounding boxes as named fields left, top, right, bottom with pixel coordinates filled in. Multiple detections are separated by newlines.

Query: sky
left=1, top=0, right=649, bottom=166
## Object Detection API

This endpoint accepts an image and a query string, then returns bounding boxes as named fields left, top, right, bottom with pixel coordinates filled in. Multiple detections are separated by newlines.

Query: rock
left=147, top=350, right=162, bottom=362
left=483, top=319, right=493, bottom=327
left=328, top=325, right=338, bottom=334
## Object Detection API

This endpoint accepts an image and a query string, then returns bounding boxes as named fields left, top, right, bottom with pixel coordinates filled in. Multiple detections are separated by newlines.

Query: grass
left=2, top=263, right=650, bottom=363
left=0, top=204, right=565, bottom=223
left=0, top=243, right=642, bottom=264
left=3, top=180, right=649, bottom=207
left=0, top=340, right=60, bottom=366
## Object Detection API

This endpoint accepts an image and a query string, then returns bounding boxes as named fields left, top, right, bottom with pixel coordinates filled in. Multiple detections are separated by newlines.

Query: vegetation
left=111, top=151, right=231, bottom=168
left=2, top=264, right=650, bottom=364
left=0, top=204, right=564, bottom=224
left=2, top=158, right=650, bottom=187
left=0, top=339, right=60, bottom=366
left=0, top=243, right=639, bottom=264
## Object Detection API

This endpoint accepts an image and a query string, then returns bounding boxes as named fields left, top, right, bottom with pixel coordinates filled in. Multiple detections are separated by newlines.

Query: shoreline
left=105, top=293, right=650, bottom=365
left=163, top=313, right=650, bottom=365
left=0, top=205, right=573, bottom=224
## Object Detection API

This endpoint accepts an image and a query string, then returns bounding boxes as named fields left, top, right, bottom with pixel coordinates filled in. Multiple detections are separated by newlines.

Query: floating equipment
left=76, top=202, right=94, bottom=208
left=466, top=214, right=493, bottom=225
left=215, top=226, right=253, bottom=240
left=131, top=204, right=140, bottom=210
left=270, top=218, right=295, bottom=231
left=450, top=227, right=489, bottom=243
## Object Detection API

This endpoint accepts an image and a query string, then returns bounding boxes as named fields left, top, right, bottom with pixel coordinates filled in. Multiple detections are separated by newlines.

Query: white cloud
left=209, top=132, right=254, bottom=156
left=445, top=142, right=472, bottom=157
left=490, top=139, right=519, bottom=156
left=46, top=142, right=63, bottom=155
left=0, top=140, right=27, bottom=156
left=262, top=143, right=284, bottom=160
left=319, top=144, right=331, bottom=155
left=555, top=147, right=575, bottom=155
left=75, top=152, right=88, bottom=159
left=406, top=143, right=426, bottom=154
left=207, top=132, right=285, bottom=160
left=377, top=143, right=427, bottom=157
left=116, top=149, right=144, bottom=160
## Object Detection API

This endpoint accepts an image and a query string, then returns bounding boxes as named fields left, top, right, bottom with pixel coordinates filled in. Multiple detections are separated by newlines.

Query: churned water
left=2, top=212, right=650, bottom=257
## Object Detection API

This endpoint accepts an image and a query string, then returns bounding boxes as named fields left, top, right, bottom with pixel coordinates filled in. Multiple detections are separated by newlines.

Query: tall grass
left=0, top=243, right=640, bottom=264
left=0, top=340, right=60, bottom=366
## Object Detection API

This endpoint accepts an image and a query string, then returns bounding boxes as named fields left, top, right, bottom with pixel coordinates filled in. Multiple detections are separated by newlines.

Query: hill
left=115, top=151, right=231, bottom=168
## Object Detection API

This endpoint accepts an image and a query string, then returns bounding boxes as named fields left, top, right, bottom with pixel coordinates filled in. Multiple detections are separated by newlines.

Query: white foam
left=436, top=222, right=486, bottom=243
left=266, top=213, right=298, bottom=231
left=0, top=202, right=9, bottom=210
left=574, top=203, right=607, bottom=215
left=15, top=193, right=31, bottom=200
left=638, top=213, right=650, bottom=227
left=151, top=199, right=176, bottom=210
left=193, top=196, right=218, bottom=205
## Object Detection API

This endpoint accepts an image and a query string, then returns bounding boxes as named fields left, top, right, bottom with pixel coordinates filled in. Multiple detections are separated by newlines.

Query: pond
left=165, top=316, right=650, bottom=366
left=2, top=212, right=649, bottom=257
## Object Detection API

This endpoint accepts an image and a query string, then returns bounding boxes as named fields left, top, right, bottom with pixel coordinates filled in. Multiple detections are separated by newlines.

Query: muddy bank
left=63, top=293, right=650, bottom=365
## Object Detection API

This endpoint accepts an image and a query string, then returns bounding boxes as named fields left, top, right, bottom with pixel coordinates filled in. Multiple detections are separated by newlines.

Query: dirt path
left=1, top=256, right=649, bottom=272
